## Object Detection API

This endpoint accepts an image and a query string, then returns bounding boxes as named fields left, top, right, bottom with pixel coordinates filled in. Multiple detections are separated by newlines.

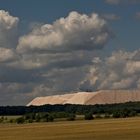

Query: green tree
left=28, top=119, right=33, bottom=123
left=35, top=113, right=41, bottom=122
left=0, top=116, right=4, bottom=123
left=67, top=114, right=76, bottom=121
left=48, top=114, right=54, bottom=122
left=112, top=111, right=121, bottom=118
left=129, top=110, right=137, bottom=117
left=16, top=117, right=25, bottom=124
left=9, top=119, right=14, bottom=123
left=84, top=113, right=94, bottom=120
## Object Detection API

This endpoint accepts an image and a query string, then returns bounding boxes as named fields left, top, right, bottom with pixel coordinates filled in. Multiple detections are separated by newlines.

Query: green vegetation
left=84, top=113, right=94, bottom=120
left=0, top=102, right=140, bottom=139
left=112, top=109, right=137, bottom=118
left=0, top=102, right=139, bottom=124
left=67, top=113, right=76, bottom=121
left=16, top=117, right=25, bottom=124
left=1, top=117, right=140, bottom=140
left=0, top=108, right=137, bottom=124
left=1, top=102, right=140, bottom=116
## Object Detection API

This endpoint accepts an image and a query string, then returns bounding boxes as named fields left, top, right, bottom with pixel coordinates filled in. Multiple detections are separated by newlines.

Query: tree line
left=0, top=102, right=140, bottom=124
left=0, top=102, right=140, bottom=116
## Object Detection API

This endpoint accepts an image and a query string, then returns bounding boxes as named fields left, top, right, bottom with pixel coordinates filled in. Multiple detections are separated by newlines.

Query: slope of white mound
left=27, top=90, right=140, bottom=106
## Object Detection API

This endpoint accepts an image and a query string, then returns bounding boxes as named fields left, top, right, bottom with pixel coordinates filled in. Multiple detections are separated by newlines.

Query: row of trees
left=1, top=102, right=140, bottom=116
left=0, top=108, right=137, bottom=124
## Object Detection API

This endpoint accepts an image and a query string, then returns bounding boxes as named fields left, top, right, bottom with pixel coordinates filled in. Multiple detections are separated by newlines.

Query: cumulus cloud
left=0, top=10, right=139, bottom=105
left=80, top=50, right=140, bottom=91
left=17, top=11, right=111, bottom=53
left=0, top=11, right=113, bottom=105
left=0, top=48, right=17, bottom=63
left=0, top=10, right=19, bottom=48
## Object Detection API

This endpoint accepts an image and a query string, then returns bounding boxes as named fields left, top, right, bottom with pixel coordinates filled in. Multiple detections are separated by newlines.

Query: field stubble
left=0, top=117, right=140, bottom=140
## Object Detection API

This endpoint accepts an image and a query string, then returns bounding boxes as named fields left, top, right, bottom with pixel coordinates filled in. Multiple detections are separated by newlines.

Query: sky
left=0, top=0, right=140, bottom=105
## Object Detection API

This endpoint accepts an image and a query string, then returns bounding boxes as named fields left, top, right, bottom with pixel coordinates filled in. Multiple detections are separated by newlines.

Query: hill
left=27, top=90, right=140, bottom=106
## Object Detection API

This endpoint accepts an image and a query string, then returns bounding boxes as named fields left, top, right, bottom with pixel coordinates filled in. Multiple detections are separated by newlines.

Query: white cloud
left=17, top=11, right=111, bottom=53
left=0, top=10, right=112, bottom=105
left=0, top=10, right=19, bottom=48
left=0, top=10, right=139, bottom=105
left=8, top=54, right=46, bottom=69
left=80, top=49, right=140, bottom=90
left=0, top=47, right=17, bottom=62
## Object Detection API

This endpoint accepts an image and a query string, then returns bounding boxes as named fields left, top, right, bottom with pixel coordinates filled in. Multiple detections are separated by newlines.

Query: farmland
left=0, top=117, right=140, bottom=140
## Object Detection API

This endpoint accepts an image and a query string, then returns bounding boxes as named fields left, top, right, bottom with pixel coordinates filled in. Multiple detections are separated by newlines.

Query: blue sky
left=0, top=0, right=140, bottom=105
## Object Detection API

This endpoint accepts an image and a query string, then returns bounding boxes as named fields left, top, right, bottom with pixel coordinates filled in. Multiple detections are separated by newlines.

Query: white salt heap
left=27, top=90, right=140, bottom=106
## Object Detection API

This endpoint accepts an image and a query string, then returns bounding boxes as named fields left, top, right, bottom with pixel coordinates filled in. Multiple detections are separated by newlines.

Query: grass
left=0, top=117, right=140, bottom=140
left=0, top=115, right=21, bottom=119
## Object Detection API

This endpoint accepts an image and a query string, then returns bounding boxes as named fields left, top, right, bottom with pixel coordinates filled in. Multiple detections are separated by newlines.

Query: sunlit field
left=0, top=117, right=140, bottom=140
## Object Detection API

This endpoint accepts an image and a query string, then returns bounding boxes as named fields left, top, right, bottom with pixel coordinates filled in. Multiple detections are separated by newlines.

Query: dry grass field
left=0, top=117, right=140, bottom=140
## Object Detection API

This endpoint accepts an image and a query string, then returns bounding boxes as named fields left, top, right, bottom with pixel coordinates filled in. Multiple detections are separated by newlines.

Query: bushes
left=0, top=108, right=138, bottom=124
left=67, top=114, right=76, bottom=121
left=16, top=117, right=25, bottom=124
left=15, top=109, right=137, bottom=124
left=28, top=119, right=33, bottom=123
left=35, top=113, right=41, bottom=122
left=84, top=113, right=94, bottom=120
left=112, top=109, right=137, bottom=118
left=24, top=113, right=35, bottom=120
left=24, top=112, right=54, bottom=122
left=112, top=112, right=120, bottom=118
left=9, top=119, right=14, bottom=123
left=129, top=111, right=137, bottom=117
left=52, top=112, right=68, bottom=119
left=0, top=116, right=4, bottom=123
left=47, top=114, right=54, bottom=122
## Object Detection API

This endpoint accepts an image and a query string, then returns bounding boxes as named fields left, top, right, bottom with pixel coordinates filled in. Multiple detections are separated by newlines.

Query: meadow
left=0, top=117, right=140, bottom=140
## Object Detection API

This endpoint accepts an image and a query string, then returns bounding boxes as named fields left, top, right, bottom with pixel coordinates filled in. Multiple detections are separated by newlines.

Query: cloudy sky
left=0, top=0, right=140, bottom=105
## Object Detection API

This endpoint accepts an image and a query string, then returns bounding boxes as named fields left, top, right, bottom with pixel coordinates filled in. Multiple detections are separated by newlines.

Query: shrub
left=48, top=115, right=54, bottom=122
left=28, top=119, right=33, bottom=123
left=0, top=117, right=4, bottom=123
left=35, top=114, right=41, bottom=122
left=52, top=112, right=68, bottom=118
left=84, top=113, right=94, bottom=120
left=24, top=113, right=35, bottom=120
left=67, top=114, right=76, bottom=121
left=112, top=111, right=121, bottom=118
left=129, top=111, right=137, bottom=117
left=16, top=117, right=25, bottom=124
left=9, top=119, right=15, bottom=123
left=40, top=112, right=49, bottom=120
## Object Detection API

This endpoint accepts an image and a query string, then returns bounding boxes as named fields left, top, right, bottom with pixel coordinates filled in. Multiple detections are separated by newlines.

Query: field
left=0, top=117, right=140, bottom=140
